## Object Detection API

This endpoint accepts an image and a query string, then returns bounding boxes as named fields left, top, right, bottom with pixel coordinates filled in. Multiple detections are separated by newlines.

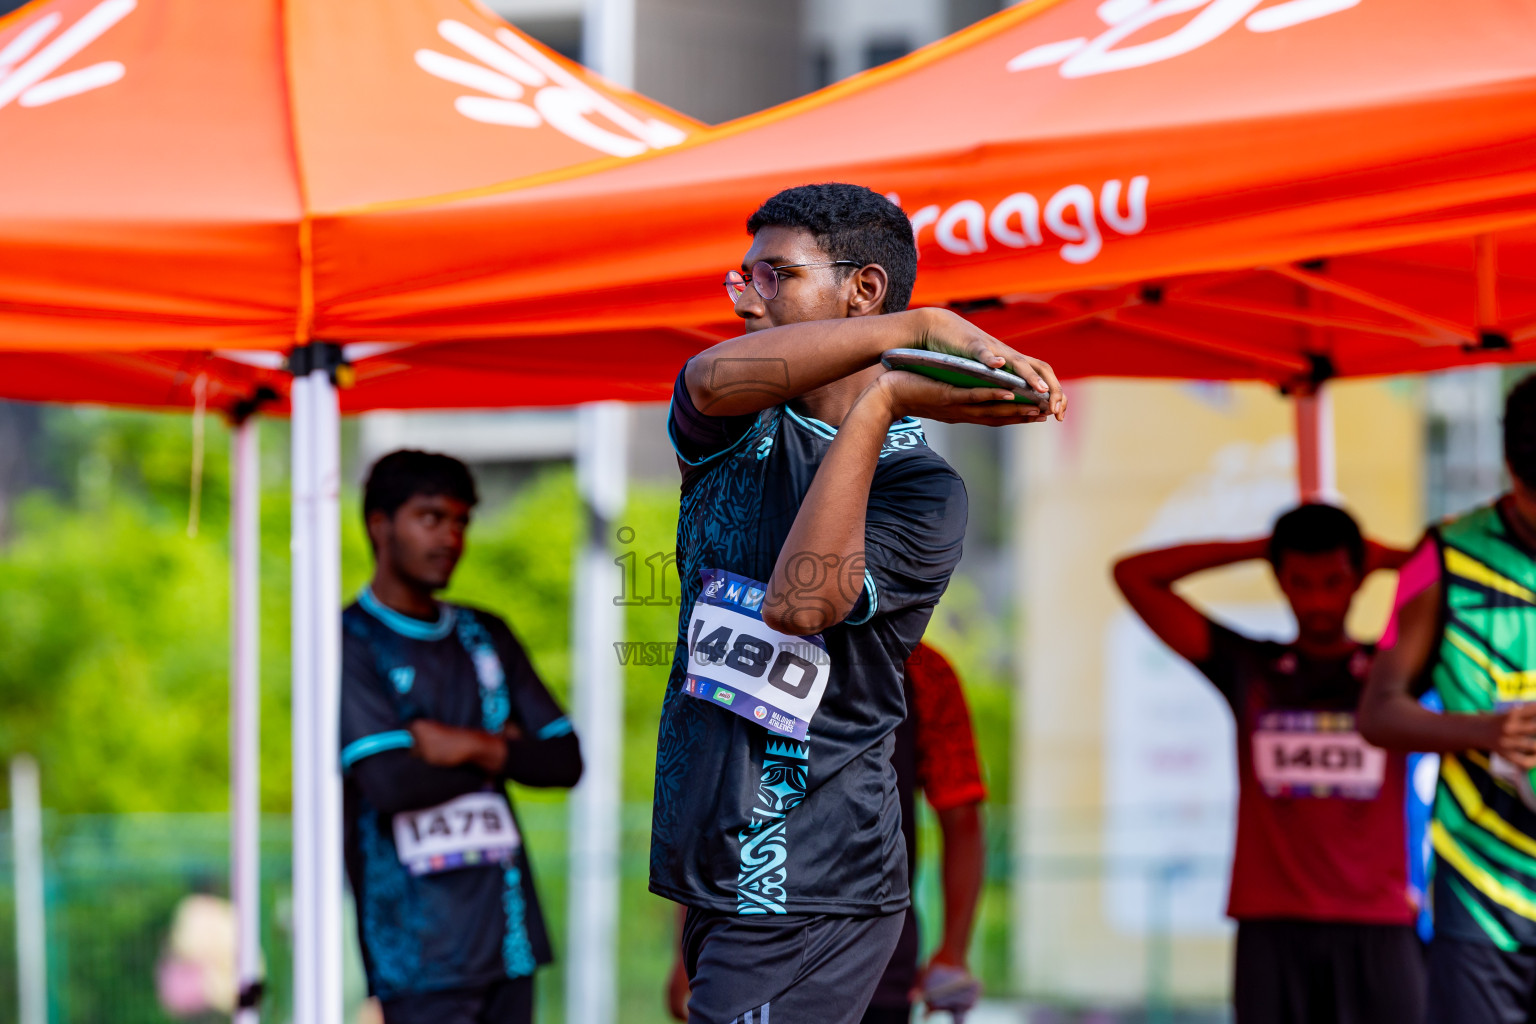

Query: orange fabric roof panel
left=0, top=0, right=699, bottom=369
left=6, top=0, right=1536, bottom=412
left=286, top=0, right=695, bottom=211
left=326, top=0, right=1536, bottom=353
left=0, top=0, right=302, bottom=351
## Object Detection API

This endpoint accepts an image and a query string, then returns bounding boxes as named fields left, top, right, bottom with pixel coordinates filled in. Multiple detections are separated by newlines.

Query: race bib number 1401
left=1251, top=711, right=1386, bottom=800
left=683, top=568, right=831, bottom=741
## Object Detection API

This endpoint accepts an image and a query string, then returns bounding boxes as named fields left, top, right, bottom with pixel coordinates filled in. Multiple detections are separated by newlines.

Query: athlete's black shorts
left=1427, top=935, right=1536, bottom=1024
left=379, top=977, right=533, bottom=1024
left=1234, top=919, right=1424, bottom=1024
left=683, top=907, right=905, bottom=1024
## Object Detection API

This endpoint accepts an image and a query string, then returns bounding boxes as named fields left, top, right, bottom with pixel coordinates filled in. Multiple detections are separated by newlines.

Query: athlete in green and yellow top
left=1361, top=373, right=1536, bottom=1024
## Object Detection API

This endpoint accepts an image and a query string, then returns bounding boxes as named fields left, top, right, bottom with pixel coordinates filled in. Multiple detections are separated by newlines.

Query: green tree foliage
left=0, top=408, right=693, bottom=814
left=1, top=406, right=1012, bottom=819
left=0, top=493, right=232, bottom=812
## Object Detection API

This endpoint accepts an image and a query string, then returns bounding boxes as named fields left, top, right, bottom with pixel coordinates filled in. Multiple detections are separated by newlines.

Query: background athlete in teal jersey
left=341, top=451, right=582, bottom=1024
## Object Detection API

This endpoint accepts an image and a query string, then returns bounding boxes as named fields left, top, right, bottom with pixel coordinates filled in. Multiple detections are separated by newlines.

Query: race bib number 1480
left=683, top=568, right=831, bottom=741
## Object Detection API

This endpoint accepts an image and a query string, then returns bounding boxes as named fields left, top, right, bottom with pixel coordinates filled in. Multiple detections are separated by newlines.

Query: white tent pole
left=231, top=414, right=263, bottom=1024
left=583, top=0, right=636, bottom=89
left=566, top=401, right=628, bottom=1024
left=289, top=370, right=318, bottom=1024
left=10, top=755, right=46, bottom=1024
left=311, top=363, right=345, bottom=1024
left=1295, top=384, right=1337, bottom=503
left=290, top=348, right=345, bottom=1024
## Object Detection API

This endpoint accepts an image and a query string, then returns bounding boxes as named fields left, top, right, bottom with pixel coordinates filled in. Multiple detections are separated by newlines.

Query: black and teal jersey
left=1422, top=503, right=1536, bottom=949
left=653, top=369, right=968, bottom=916
left=341, top=589, right=573, bottom=1000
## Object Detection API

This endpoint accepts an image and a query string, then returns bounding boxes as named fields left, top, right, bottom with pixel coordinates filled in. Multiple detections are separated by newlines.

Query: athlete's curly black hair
left=746, top=183, right=917, bottom=314
left=1268, top=503, right=1366, bottom=575
left=1505, top=372, right=1536, bottom=489
left=363, top=449, right=478, bottom=526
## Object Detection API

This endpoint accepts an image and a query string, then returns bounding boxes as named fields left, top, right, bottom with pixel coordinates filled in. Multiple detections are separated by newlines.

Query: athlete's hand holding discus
left=868, top=363, right=1054, bottom=426
left=689, top=302, right=1065, bottom=423
left=906, top=307, right=1066, bottom=422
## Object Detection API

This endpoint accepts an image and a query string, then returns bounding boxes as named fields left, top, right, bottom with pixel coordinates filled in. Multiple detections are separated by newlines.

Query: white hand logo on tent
left=1007, top=0, right=1359, bottom=78
left=416, top=21, right=686, bottom=159
left=0, top=0, right=135, bottom=112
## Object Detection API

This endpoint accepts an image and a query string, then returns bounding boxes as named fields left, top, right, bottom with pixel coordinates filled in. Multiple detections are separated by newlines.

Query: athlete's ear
left=365, top=509, right=391, bottom=559
left=846, top=264, right=889, bottom=318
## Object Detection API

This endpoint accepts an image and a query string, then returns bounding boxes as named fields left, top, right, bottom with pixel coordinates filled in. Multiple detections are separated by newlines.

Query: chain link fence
left=0, top=807, right=1231, bottom=1023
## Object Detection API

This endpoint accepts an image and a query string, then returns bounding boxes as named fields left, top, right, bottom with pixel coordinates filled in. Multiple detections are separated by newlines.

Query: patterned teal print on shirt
left=359, top=812, right=425, bottom=995
left=501, top=865, right=537, bottom=977
left=456, top=615, right=509, bottom=733
left=736, top=739, right=810, bottom=914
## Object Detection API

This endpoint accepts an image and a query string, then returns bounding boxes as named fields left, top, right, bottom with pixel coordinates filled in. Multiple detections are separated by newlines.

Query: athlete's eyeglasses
left=723, top=260, right=862, bottom=304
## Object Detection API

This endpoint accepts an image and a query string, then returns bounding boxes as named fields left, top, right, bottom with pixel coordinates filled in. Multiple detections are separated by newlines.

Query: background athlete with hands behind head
left=655, top=182, right=1063, bottom=1024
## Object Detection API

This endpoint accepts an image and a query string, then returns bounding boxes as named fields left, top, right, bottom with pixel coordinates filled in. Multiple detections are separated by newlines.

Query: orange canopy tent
left=0, top=4, right=701, bottom=1023
left=323, top=0, right=1536, bottom=395
left=9, top=0, right=1535, bottom=411
left=0, top=0, right=698, bottom=412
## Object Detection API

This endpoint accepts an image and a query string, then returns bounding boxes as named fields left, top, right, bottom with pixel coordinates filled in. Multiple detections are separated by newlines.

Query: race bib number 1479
left=683, top=568, right=831, bottom=741
left=392, top=791, right=521, bottom=876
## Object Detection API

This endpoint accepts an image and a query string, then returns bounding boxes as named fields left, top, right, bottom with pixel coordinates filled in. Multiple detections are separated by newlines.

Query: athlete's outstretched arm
left=1358, top=579, right=1536, bottom=765
left=1112, top=540, right=1269, bottom=664
left=763, top=371, right=1036, bottom=635
left=684, top=307, right=1065, bottom=421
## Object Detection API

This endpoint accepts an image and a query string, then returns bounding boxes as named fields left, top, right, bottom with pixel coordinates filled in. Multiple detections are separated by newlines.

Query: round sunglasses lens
left=724, top=271, right=747, bottom=301
left=751, top=262, right=779, bottom=301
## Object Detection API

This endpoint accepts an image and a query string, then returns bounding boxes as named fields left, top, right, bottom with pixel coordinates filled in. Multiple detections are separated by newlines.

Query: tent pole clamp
left=285, top=342, right=353, bottom=388
left=229, top=385, right=280, bottom=426
left=1278, top=353, right=1336, bottom=398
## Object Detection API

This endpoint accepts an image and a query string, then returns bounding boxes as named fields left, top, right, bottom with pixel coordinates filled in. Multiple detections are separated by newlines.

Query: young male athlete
left=340, top=451, right=582, bottom=1024
left=657, top=182, right=1064, bottom=1023
left=1114, top=505, right=1422, bottom=1024
left=664, top=640, right=990, bottom=1023
left=1360, top=373, right=1536, bottom=1024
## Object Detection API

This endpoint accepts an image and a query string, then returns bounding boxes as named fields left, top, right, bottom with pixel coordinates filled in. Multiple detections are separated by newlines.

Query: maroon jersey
left=1197, top=624, right=1413, bottom=924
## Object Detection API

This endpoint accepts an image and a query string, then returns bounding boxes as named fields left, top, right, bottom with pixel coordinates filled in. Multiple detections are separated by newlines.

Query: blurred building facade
left=490, top=0, right=1005, bottom=122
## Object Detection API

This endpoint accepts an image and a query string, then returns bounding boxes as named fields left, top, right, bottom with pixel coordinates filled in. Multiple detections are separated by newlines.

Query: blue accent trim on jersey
left=843, top=570, right=879, bottom=627
left=536, top=717, right=573, bottom=740
left=359, top=586, right=456, bottom=641
left=784, top=405, right=924, bottom=442
left=784, top=405, right=838, bottom=440
left=502, top=864, right=538, bottom=977
left=667, top=393, right=760, bottom=468
left=341, top=730, right=415, bottom=771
